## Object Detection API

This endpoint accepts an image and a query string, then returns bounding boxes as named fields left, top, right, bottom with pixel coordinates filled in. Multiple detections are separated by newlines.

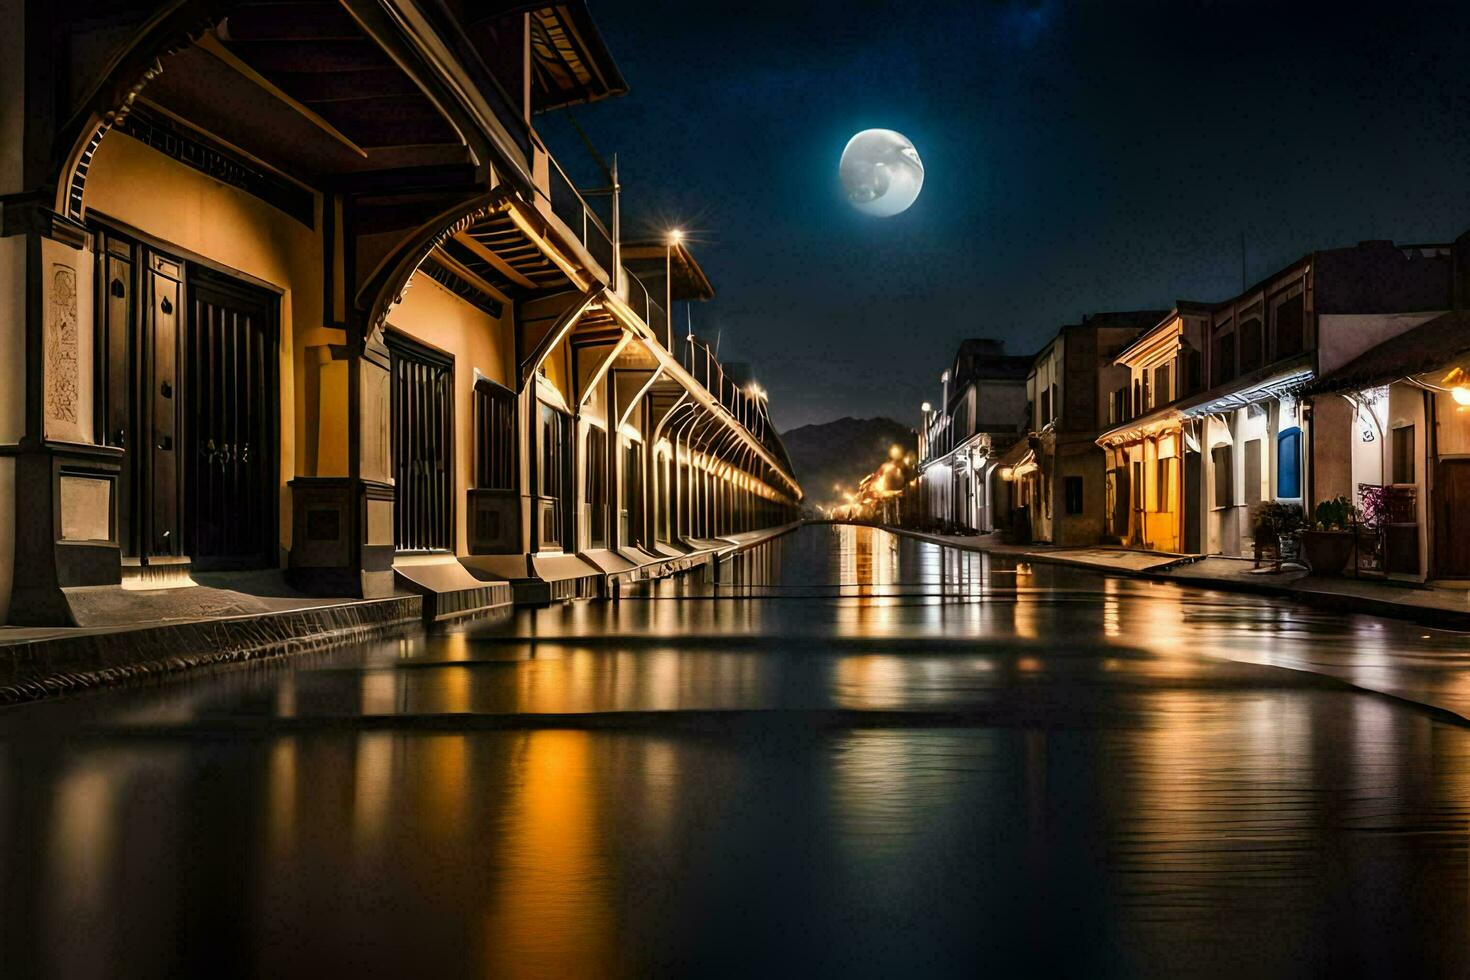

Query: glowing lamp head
left=1445, top=367, right=1470, bottom=406
left=668, top=228, right=684, bottom=245
left=921, top=402, right=932, bottom=414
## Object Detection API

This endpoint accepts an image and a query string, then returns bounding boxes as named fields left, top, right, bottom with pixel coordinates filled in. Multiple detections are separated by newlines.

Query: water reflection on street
left=3, top=525, right=1470, bottom=977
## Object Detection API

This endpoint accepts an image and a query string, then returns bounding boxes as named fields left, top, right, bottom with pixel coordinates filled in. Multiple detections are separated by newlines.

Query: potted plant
left=1299, top=496, right=1357, bottom=575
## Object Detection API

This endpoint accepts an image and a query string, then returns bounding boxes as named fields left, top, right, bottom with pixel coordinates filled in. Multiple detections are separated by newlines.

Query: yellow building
left=1096, top=305, right=1211, bottom=553
left=0, top=0, right=800, bottom=624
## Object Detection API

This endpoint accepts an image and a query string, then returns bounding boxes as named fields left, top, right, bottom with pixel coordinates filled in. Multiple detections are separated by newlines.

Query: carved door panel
left=147, top=253, right=183, bottom=557
left=95, top=232, right=137, bottom=555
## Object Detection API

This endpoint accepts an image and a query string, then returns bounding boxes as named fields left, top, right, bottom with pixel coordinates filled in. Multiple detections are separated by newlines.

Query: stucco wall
left=1317, top=312, right=1443, bottom=376
left=1311, top=395, right=1355, bottom=505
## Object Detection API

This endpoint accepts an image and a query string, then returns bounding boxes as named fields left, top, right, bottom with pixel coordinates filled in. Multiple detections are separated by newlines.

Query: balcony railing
left=622, top=265, right=669, bottom=345
left=678, top=336, right=792, bottom=470
left=544, top=148, right=614, bottom=277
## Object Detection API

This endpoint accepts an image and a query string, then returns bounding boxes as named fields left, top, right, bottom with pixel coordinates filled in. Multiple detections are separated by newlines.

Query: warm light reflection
left=353, top=732, right=394, bottom=856
left=484, top=731, right=611, bottom=977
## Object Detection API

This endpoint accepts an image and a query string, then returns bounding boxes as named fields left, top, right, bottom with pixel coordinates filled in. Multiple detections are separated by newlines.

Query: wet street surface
left=3, top=525, right=1470, bottom=978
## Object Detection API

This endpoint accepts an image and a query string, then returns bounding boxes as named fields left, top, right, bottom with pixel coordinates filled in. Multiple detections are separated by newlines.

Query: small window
left=1153, top=363, right=1171, bottom=408
left=1277, top=427, right=1302, bottom=497
left=1064, top=476, right=1084, bottom=515
left=1184, top=347, right=1203, bottom=395
left=1392, top=425, right=1415, bottom=484
left=1212, top=445, right=1234, bottom=507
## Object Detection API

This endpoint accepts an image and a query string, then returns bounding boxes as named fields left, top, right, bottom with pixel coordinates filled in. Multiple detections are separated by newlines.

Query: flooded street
left=3, top=525, right=1470, bottom=978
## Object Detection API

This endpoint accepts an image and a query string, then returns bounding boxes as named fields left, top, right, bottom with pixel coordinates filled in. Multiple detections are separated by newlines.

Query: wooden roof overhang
left=1096, top=408, right=1186, bottom=450
left=526, top=3, right=628, bottom=111
left=117, top=0, right=535, bottom=188
left=620, top=241, right=716, bottom=301
left=438, top=191, right=606, bottom=298
left=455, top=2, right=627, bottom=112
left=1113, top=311, right=1187, bottom=368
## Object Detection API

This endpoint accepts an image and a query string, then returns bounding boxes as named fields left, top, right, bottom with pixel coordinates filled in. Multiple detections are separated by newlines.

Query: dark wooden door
left=1184, top=450, right=1202, bottom=553
left=183, top=272, right=278, bottom=569
left=388, top=333, right=454, bottom=552
left=1436, top=460, right=1470, bottom=578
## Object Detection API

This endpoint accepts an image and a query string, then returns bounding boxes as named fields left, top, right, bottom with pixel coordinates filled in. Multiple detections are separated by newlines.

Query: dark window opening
left=1184, top=347, right=1203, bottom=395
left=1392, top=425, right=1416, bottom=484
left=1212, top=331, right=1235, bottom=387
left=1239, top=317, right=1264, bottom=374
left=1064, top=476, right=1084, bottom=515
left=1275, top=293, right=1305, bottom=359
left=1212, top=445, right=1234, bottom=507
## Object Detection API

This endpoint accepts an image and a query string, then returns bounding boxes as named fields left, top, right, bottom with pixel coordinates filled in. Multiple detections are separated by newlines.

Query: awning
left=1306, top=309, right=1470, bottom=394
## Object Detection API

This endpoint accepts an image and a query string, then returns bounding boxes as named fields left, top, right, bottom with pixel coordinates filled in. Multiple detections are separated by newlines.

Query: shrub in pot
left=1299, top=496, right=1357, bottom=575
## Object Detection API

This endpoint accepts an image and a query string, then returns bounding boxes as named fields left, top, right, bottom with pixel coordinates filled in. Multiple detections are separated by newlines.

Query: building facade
left=0, top=0, right=800, bottom=625
left=917, top=339, right=1030, bottom=532
left=1304, top=302, right=1470, bottom=582
left=1096, top=237, right=1462, bottom=561
left=1096, top=305, right=1212, bottom=551
left=1014, top=312, right=1164, bottom=546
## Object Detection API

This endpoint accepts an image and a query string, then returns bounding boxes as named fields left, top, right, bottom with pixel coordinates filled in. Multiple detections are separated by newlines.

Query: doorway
left=183, top=270, right=280, bottom=569
left=1435, top=460, right=1470, bottom=578
left=387, top=332, right=455, bottom=552
left=93, top=227, right=279, bottom=569
left=1184, top=450, right=1202, bottom=553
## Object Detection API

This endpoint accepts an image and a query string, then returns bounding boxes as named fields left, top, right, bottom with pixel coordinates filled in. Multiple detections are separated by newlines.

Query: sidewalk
left=890, top=527, right=1470, bottom=631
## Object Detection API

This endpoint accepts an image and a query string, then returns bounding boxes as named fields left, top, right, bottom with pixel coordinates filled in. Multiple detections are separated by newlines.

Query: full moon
left=839, top=129, right=924, bottom=217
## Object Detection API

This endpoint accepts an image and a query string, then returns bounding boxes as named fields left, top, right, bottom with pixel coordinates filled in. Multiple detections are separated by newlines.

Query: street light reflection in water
left=2, top=525, right=1470, bottom=977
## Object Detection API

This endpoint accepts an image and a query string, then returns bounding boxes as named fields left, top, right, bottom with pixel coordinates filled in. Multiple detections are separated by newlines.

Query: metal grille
left=389, top=335, right=454, bottom=551
left=474, top=379, right=516, bottom=490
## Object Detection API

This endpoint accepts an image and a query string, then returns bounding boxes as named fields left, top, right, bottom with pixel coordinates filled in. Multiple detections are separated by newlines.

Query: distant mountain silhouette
left=781, top=416, right=916, bottom=509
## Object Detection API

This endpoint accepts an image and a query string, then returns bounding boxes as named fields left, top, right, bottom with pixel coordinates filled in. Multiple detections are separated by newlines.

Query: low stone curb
left=0, top=596, right=423, bottom=704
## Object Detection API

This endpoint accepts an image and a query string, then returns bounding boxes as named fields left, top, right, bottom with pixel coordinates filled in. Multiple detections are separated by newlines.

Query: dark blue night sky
left=541, top=0, right=1470, bottom=429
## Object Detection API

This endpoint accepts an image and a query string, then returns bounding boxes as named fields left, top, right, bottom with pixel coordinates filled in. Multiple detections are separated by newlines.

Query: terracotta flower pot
left=1299, top=529, right=1355, bottom=575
